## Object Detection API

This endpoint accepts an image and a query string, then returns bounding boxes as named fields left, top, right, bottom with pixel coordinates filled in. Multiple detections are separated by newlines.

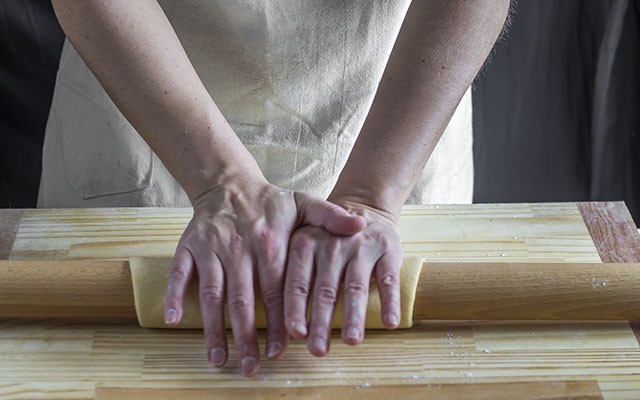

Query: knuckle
left=379, top=273, right=399, bottom=288
left=203, top=223, right=220, bottom=237
left=262, top=285, right=284, bottom=307
left=291, top=233, right=314, bottom=255
left=199, top=283, right=224, bottom=303
left=227, top=293, right=253, bottom=312
left=345, top=280, right=368, bottom=296
left=379, top=237, right=393, bottom=251
left=170, top=264, right=190, bottom=281
left=326, top=238, right=341, bottom=254
left=286, top=279, right=310, bottom=297
left=353, top=235, right=367, bottom=247
left=227, top=233, right=246, bottom=257
left=187, top=221, right=219, bottom=241
left=358, top=230, right=374, bottom=243
left=257, top=228, right=281, bottom=263
left=382, top=233, right=401, bottom=251
left=268, top=325, right=287, bottom=339
left=315, top=284, right=338, bottom=304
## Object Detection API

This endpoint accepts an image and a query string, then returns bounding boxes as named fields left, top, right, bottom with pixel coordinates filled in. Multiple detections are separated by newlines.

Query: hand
left=162, top=177, right=366, bottom=376
left=284, top=200, right=403, bottom=356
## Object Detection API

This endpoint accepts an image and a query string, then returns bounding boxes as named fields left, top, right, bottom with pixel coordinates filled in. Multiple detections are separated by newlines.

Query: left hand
left=284, top=200, right=403, bottom=356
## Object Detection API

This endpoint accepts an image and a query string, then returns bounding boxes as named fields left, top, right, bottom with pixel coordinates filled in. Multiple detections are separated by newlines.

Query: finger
left=341, top=254, right=372, bottom=346
left=223, top=252, right=260, bottom=376
left=375, top=251, right=403, bottom=329
left=196, top=253, right=228, bottom=368
left=284, top=230, right=316, bottom=340
left=294, top=192, right=366, bottom=235
left=164, top=245, right=195, bottom=326
left=256, top=230, right=288, bottom=361
left=307, top=240, right=346, bottom=357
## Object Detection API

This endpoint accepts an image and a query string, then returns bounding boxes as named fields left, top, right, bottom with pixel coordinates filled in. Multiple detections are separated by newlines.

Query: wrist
left=190, top=170, right=269, bottom=209
left=329, top=166, right=413, bottom=223
left=168, top=109, right=267, bottom=203
left=327, top=192, right=400, bottom=225
left=184, top=158, right=266, bottom=204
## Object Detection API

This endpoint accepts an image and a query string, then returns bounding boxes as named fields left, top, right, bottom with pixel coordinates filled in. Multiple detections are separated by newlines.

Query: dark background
left=1, top=1, right=639, bottom=224
left=474, top=0, right=640, bottom=222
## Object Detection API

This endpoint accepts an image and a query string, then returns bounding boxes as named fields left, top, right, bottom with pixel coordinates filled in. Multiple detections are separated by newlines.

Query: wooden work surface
left=1, top=202, right=640, bottom=399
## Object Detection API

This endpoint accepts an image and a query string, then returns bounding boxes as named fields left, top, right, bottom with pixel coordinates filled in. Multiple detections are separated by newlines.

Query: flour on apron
left=38, top=0, right=473, bottom=208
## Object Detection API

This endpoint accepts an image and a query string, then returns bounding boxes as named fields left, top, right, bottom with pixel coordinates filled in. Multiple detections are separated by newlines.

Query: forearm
left=51, top=0, right=264, bottom=202
left=329, top=0, right=510, bottom=219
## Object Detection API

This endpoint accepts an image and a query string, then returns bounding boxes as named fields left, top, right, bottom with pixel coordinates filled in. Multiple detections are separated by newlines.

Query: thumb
left=294, top=192, right=366, bottom=235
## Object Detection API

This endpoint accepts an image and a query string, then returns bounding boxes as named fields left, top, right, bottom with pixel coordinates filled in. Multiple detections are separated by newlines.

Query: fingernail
left=165, top=308, right=177, bottom=325
left=210, top=348, right=226, bottom=366
left=267, top=342, right=281, bottom=358
left=292, top=322, right=308, bottom=337
left=241, top=356, right=258, bottom=375
left=312, top=338, right=327, bottom=354
left=385, top=314, right=399, bottom=327
left=346, top=327, right=360, bottom=340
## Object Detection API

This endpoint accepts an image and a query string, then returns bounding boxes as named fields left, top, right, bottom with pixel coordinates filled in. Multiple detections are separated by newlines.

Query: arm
left=285, top=0, right=510, bottom=356
left=51, top=0, right=365, bottom=375
left=330, top=0, right=511, bottom=218
left=51, top=0, right=258, bottom=198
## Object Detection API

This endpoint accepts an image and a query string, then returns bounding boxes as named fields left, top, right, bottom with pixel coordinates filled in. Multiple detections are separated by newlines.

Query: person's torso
left=38, top=0, right=472, bottom=208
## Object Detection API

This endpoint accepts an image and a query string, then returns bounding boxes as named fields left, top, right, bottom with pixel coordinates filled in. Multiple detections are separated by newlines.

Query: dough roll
left=129, top=256, right=424, bottom=329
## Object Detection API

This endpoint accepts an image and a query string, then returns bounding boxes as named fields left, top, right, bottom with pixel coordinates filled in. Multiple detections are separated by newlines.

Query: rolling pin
left=1, top=259, right=639, bottom=325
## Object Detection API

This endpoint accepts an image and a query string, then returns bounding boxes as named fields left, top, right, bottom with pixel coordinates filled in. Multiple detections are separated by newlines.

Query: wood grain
left=5, top=260, right=640, bottom=322
left=578, top=202, right=640, bottom=345
left=2, top=203, right=640, bottom=399
left=577, top=202, right=640, bottom=263
left=0, top=260, right=135, bottom=319
left=94, top=380, right=603, bottom=400
left=8, top=204, right=603, bottom=263
left=415, top=262, right=640, bottom=320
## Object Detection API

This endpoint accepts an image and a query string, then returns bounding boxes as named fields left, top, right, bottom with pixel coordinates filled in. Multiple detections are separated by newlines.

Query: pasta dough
left=129, top=256, right=423, bottom=329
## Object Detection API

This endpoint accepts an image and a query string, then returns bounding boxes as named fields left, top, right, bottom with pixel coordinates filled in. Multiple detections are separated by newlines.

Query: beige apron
left=38, top=0, right=473, bottom=208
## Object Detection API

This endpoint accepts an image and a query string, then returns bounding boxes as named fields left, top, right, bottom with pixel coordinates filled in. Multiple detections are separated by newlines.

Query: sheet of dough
left=129, top=256, right=423, bottom=329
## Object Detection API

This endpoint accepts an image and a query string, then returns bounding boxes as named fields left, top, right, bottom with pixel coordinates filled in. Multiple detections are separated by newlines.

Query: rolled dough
left=129, top=256, right=423, bottom=329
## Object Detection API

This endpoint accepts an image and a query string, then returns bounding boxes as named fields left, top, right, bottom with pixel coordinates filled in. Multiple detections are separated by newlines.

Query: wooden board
left=1, top=202, right=639, bottom=399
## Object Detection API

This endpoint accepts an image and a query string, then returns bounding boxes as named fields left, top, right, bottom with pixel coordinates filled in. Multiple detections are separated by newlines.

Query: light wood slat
left=0, top=383, right=94, bottom=400
left=94, top=381, right=603, bottom=400
left=2, top=203, right=640, bottom=399
left=596, top=376, right=640, bottom=400
left=472, top=323, right=639, bottom=350
left=8, top=203, right=602, bottom=262
left=1, top=319, right=638, bottom=392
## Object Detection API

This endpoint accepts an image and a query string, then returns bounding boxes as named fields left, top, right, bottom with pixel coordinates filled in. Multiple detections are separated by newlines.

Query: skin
left=287, top=0, right=511, bottom=356
left=51, top=0, right=509, bottom=376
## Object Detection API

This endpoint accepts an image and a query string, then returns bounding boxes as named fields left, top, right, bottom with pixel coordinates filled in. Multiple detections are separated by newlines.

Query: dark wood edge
left=578, top=202, right=640, bottom=343
left=630, top=321, right=640, bottom=346
left=577, top=202, right=640, bottom=263
left=0, top=209, right=24, bottom=260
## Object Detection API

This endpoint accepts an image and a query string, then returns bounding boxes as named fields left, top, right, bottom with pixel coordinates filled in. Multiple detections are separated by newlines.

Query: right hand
left=162, top=175, right=366, bottom=376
